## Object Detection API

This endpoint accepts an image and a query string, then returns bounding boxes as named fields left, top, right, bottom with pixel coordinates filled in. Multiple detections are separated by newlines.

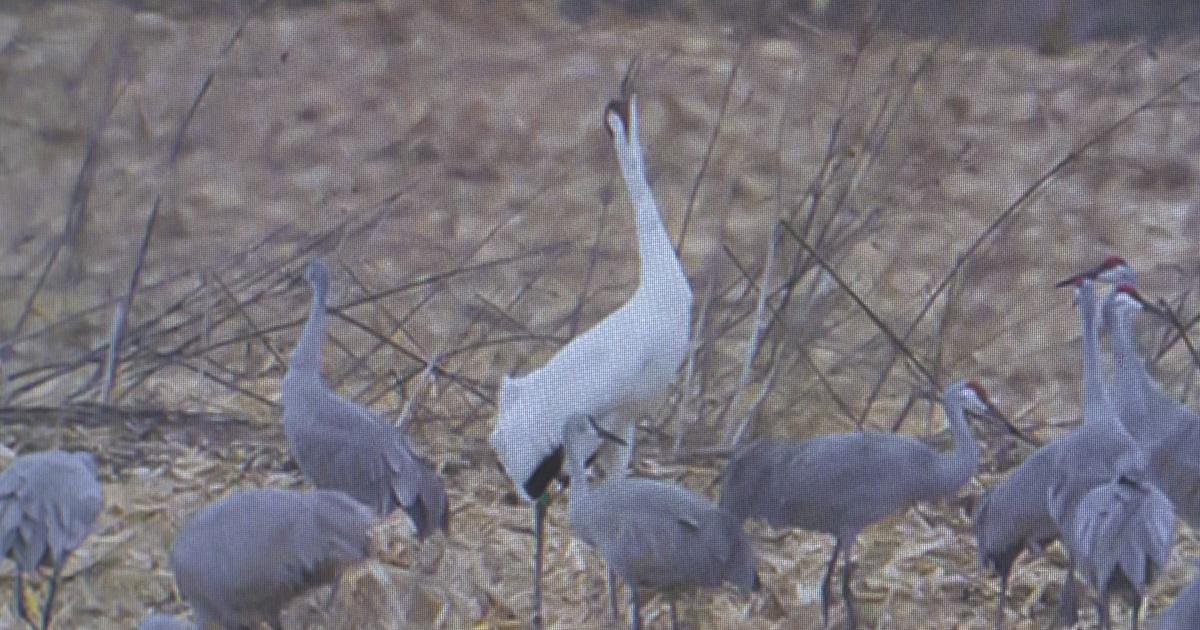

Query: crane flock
left=4, top=92, right=1200, bottom=630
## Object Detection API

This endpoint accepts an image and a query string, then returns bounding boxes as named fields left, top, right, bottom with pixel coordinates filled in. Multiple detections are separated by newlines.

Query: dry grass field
left=2, top=1, right=1200, bottom=628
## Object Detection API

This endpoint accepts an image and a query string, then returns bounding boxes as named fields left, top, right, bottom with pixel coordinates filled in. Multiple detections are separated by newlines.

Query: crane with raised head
left=563, top=416, right=757, bottom=630
left=170, top=488, right=374, bottom=630
left=0, top=450, right=103, bottom=630
left=489, top=93, right=693, bottom=628
left=1046, top=274, right=1173, bottom=630
left=1097, top=274, right=1200, bottom=528
left=282, top=258, right=448, bottom=539
left=720, top=380, right=1000, bottom=629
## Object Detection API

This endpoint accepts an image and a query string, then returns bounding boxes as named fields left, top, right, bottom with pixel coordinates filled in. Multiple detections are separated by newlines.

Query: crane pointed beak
left=586, top=415, right=628, bottom=446
left=1054, top=273, right=1087, bottom=289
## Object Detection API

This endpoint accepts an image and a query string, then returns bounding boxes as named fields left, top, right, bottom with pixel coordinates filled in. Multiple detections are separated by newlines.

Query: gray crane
left=972, top=442, right=1079, bottom=630
left=1046, top=274, right=1174, bottom=630
left=282, top=258, right=448, bottom=539
left=489, top=94, right=693, bottom=628
left=720, top=380, right=999, bottom=629
left=1151, top=562, right=1200, bottom=630
left=563, top=415, right=757, bottom=630
left=1098, top=275, right=1200, bottom=528
left=137, top=613, right=193, bottom=630
left=171, top=488, right=374, bottom=630
left=0, top=450, right=103, bottom=630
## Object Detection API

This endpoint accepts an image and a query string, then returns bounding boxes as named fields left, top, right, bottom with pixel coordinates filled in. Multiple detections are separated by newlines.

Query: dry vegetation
left=2, top=1, right=1200, bottom=628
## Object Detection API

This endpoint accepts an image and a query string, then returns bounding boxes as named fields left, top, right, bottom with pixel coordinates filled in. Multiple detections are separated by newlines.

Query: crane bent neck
left=289, top=287, right=327, bottom=379
left=938, top=401, right=981, bottom=491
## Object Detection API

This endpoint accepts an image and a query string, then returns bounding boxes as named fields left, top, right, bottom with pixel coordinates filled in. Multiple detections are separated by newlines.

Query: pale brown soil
left=2, top=1, right=1200, bottom=629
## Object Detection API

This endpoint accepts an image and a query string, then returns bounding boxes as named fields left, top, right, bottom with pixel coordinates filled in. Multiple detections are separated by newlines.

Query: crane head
left=962, top=380, right=998, bottom=415
left=603, top=98, right=631, bottom=139
left=1095, top=255, right=1135, bottom=285
left=1111, top=283, right=1165, bottom=318
left=304, top=258, right=330, bottom=292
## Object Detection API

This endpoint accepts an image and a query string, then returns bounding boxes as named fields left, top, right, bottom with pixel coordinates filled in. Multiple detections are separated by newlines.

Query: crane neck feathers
left=289, top=284, right=327, bottom=379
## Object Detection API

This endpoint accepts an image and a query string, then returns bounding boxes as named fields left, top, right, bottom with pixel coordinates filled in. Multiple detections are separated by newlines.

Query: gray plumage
left=1046, top=275, right=1172, bottom=630
left=1152, top=564, right=1200, bottom=630
left=1102, top=277, right=1200, bottom=528
left=137, top=613, right=193, bottom=630
left=171, top=488, right=373, bottom=630
left=282, top=258, right=448, bottom=539
left=1052, top=475, right=1174, bottom=630
left=721, top=379, right=995, bottom=630
left=972, top=441, right=1077, bottom=630
left=564, top=417, right=757, bottom=630
left=0, top=450, right=103, bottom=630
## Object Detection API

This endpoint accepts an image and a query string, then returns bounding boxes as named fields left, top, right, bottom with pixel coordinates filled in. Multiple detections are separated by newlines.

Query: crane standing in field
left=1095, top=269, right=1200, bottom=528
left=489, top=94, right=693, bottom=628
left=282, top=258, right=448, bottom=539
left=1046, top=274, right=1173, bottom=630
left=720, top=380, right=1000, bottom=629
left=973, top=442, right=1078, bottom=630
left=0, top=450, right=103, bottom=630
left=564, top=416, right=757, bottom=630
left=170, top=488, right=374, bottom=630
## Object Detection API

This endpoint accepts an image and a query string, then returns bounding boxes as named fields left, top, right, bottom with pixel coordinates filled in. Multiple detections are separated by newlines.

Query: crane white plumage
left=563, top=416, right=757, bottom=630
left=282, top=258, right=448, bottom=540
left=1046, top=274, right=1173, bottom=630
left=0, top=450, right=103, bottom=630
left=488, top=93, right=692, bottom=627
left=1152, top=562, right=1200, bottom=630
left=1095, top=268, right=1200, bottom=528
left=170, top=488, right=374, bottom=630
left=720, top=379, right=998, bottom=630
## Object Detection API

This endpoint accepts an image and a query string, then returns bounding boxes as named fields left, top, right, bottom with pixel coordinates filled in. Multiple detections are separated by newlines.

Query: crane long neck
left=939, top=396, right=981, bottom=492
left=616, top=128, right=689, bottom=300
left=290, top=282, right=327, bottom=379
left=1110, top=301, right=1151, bottom=387
left=1078, top=280, right=1112, bottom=427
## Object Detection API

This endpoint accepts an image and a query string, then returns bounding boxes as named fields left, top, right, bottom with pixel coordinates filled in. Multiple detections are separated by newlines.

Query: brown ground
left=2, top=1, right=1200, bottom=629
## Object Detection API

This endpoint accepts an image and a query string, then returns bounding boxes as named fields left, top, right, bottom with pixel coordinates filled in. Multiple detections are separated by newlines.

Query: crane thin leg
left=1053, top=568, right=1079, bottom=628
left=628, top=585, right=641, bottom=630
left=532, top=496, right=548, bottom=630
left=995, top=570, right=1008, bottom=630
left=842, top=537, right=857, bottom=630
left=607, top=567, right=621, bottom=621
left=820, top=538, right=843, bottom=629
left=668, top=600, right=679, bottom=630
left=14, top=572, right=37, bottom=630
left=38, top=561, right=64, bottom=630
left=1130, top=597, right=1141, bottom=630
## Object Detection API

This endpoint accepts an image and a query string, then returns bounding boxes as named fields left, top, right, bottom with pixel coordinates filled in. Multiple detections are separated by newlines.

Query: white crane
left=0, top=450, right=103, bottom=630
left=1046, top=274, right=1174, bottom=630
left=720, top=380, right=999, bottom=629
left=1151, top=562, right=1200, bottom=630
left=563, top=416, right=757, bottom=630
left=170, top=488, right=374, bottom=629
left=282, top=258, right=449, bottom=539
left=489, top=94, right=692, bottom=627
